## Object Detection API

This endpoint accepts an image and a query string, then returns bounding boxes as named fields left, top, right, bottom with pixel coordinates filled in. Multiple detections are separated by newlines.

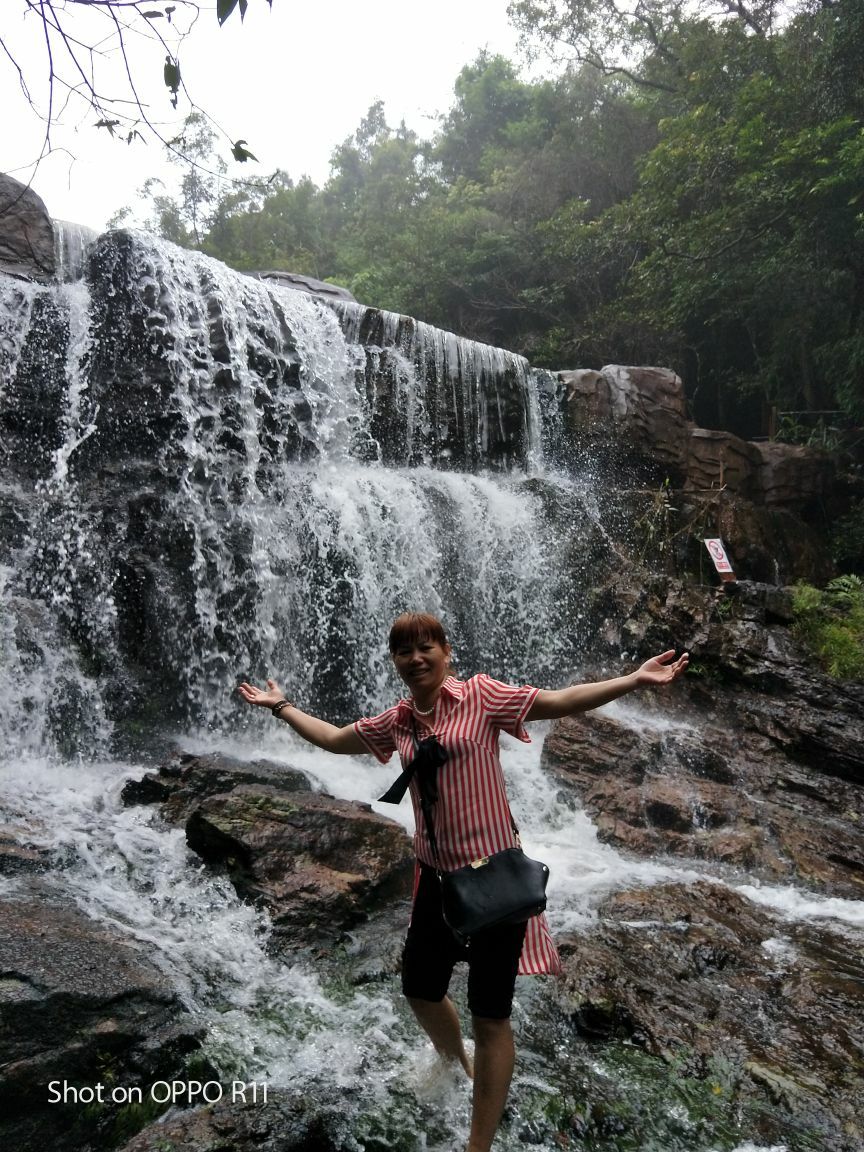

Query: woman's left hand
left=635, top=650, right=689, bottom=686
left=237, top=678, right=286, bottom=709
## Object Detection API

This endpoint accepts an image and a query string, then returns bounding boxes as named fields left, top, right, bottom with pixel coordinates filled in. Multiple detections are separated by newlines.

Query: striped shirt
left=354, top=674, right=561, bottom=976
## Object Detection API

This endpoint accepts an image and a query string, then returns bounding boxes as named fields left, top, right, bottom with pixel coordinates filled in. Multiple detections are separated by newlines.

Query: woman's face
left=391, top=637, right=452, bottom=694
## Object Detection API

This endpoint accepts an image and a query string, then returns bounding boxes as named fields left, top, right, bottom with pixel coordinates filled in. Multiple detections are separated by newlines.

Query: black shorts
left=401, top=863, right=527, bottom=1020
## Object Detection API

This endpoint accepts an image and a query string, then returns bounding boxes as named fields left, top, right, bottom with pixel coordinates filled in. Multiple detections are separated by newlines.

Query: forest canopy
left=114, top=0, right=864, bottom=439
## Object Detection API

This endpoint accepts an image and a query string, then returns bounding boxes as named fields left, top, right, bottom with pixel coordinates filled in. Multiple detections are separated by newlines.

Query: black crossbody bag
left=379, top=716, right=550, bottom=941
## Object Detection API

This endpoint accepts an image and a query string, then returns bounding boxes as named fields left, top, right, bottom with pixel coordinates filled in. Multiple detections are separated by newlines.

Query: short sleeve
left=475, top=674, right=540, bottom=742
left=353, top=704, right=400, bottom=763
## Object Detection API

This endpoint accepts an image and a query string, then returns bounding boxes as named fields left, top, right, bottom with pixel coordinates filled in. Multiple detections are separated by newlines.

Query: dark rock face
left=0, top=287, right=70, bottom=484
left=677, top=491, right=835, bottom=585
left=124, top=752, right=414, bottom=951
left=554, top=881, right=864, bottom=1151
left=0, top=174, right=56, bottom=281
left=117, top=1090, right=351, bottom=1152
left=0, top=889, right=202, bottom=1151
left=544, top=578, right=864, bottom=897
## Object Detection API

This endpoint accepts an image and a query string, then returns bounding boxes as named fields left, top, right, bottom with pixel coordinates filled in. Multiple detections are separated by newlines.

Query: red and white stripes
left=355, top=674, right=561, bottom=976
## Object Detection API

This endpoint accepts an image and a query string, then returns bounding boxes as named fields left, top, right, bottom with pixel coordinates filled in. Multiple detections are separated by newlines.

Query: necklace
left=412, top=698, right=436, bottom=716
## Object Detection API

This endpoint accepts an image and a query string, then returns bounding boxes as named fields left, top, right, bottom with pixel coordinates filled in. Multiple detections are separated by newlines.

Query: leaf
left=231, top=139, right=258, bottom=164
left=94, top=118, right=121, bottom=136
left=217, top=0, right=248, bottom=25
left=163, top=55, right=181, bottom=109
left=165, top=5, right=175, bottom=21
left=142, top=10, right=164, bottom=18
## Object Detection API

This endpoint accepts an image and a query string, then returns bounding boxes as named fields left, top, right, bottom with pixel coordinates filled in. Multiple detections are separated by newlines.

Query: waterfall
left=1, top=230, right=849, bottom=1152
left=1, top=230, right=600, bottom=737
left=53, top=219, right=99, bottom=284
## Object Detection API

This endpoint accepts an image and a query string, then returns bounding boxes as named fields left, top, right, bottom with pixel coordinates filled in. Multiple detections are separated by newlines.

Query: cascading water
left=53, top=220, right=99, bottom=285
left=0, top=230, right=857, bottom=1152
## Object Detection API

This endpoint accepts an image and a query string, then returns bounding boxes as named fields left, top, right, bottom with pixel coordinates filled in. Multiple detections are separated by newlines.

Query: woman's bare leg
left=407, top=995, right=474, bottom=1078
left=466, top=1016, right=515, bottom=1152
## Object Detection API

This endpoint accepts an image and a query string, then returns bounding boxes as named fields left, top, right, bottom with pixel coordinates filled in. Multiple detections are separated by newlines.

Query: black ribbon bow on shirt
left=378, top=723, right=447, bottom=805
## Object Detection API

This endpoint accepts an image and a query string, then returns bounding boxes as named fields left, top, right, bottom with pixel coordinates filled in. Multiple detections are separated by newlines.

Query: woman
left=238, top=612, right=688, bottom=1152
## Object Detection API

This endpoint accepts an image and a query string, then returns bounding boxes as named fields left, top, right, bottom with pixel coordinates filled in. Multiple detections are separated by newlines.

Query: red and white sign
left=704, top=537, right=735, bottom=578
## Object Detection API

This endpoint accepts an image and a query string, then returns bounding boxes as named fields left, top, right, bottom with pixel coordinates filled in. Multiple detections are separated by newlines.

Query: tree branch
left=659, top=208, right=788, bottom=262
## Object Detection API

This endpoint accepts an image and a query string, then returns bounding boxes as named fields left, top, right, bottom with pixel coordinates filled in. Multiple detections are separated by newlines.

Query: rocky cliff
left=1, top=175, right=862, bottom=1152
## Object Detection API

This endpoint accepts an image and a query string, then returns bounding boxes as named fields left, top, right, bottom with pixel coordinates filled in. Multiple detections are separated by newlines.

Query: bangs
left=388, top=612, right=448, bottom=652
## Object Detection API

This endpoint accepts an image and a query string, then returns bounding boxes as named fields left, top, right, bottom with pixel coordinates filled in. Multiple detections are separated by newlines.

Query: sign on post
left=704, top=538, right=736, bottom=582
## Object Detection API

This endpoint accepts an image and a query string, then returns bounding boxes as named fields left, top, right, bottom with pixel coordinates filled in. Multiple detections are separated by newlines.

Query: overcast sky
left=1, top=1, right=530, bottom=232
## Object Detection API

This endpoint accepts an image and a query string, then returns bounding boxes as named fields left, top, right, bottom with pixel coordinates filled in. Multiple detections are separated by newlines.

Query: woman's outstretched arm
left=237, top=679, right=368, bottom=754
left=525, top=650, right=689, bottom=722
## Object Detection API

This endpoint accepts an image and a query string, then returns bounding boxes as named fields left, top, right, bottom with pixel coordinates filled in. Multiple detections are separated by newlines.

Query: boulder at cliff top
left=252, top=269, right=356, bottom=302
left=0, top=173, right=56, bottom=281
left=686, top=429, right=838, bottom=515
left=558, top=365, right=689, bottom=482
left=754, top=440, right=837, bottom=511
left=685, top=427, right=762, bottom=499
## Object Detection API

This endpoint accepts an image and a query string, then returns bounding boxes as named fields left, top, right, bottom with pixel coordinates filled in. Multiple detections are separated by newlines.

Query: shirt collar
left=398, top=675, right=463, bottom=712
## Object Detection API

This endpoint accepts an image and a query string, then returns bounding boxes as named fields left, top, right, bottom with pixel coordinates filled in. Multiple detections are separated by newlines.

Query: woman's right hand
left=237, top=678, right=285, bottom=709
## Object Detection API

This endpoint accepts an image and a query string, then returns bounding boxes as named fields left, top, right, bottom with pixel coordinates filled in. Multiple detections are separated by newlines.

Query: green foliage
left=792, top=575, right=864, bottom=680
left=832, top=498, right=864, bottom=575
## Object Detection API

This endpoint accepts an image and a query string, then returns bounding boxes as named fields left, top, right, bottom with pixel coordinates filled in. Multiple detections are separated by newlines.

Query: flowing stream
left=1, top=231, right=860, bottom=1151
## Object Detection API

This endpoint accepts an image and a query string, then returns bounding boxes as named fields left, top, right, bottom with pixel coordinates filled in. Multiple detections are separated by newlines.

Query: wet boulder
left=123, top=751, right=414, bottom=950
left=0, top=888, right=202, bottom=1151
left=118, top=1088, right=352, bottom=1152
left=553, top=880, right=864, bottom=1152
left=185, top=784, right=413, bottom=950
left=0, top=826, right=57, bottom=875
left=121, top=749, right=313, bottom=822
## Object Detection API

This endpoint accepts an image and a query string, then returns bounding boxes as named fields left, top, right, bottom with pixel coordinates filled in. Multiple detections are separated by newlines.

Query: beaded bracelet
left=271, top=699, right=293, bottom=717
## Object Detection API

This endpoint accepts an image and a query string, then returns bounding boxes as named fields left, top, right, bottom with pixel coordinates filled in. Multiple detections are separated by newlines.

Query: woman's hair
left=388, top=612, right=449, bottom=652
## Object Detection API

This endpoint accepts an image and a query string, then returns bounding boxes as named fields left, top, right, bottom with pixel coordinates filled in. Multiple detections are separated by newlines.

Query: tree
left=521, top=0, right=864, bottom=429
left=508, top=0, right=795, bottom=88
left=1, top=1, right=271, bottom=184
